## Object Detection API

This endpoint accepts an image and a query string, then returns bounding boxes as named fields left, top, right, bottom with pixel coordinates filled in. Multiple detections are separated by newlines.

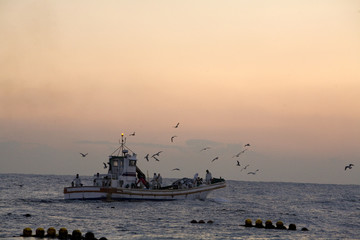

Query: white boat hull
left=64, top=181, right=226, bottom=201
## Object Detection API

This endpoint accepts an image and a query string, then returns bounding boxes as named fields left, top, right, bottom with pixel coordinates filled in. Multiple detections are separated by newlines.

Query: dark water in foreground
left=0, top=174, right=359, bottom=239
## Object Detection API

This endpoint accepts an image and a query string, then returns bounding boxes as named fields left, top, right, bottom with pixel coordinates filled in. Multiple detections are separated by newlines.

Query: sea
left=0, top=174, right=359, bottom=240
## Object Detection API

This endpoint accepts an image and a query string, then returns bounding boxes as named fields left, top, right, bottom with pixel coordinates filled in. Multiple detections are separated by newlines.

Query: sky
left=1, top=0, right=359, bottom=185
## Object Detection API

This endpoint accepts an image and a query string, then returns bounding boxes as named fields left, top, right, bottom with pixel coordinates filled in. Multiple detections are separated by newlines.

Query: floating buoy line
left=20, top=219, right=308, bottom=239
left=21, top=227, right=108, bottom=240
left=190, top=218, right=309, bottom=231
left=241, top=218, right=309, bottom=231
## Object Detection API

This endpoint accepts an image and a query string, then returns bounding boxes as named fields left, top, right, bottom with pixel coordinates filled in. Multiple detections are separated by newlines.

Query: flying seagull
left=345, top=164, right=354, bottom=170
left=172, top=168, right=180, bottom=171
left=173, top=122, right=180, bottom=128
left=244, top=143, right=251, bottom=147
left=171, top=136, right=177, bottom=142
left=103, top=162, right=107, bottom=169
left=241, top=164, right=250, bottom=172
left=129, top=132, right=135, bottom=136
left=152, top=156, right=160, bottom=161
left=152, top=151, right=163, bottom=157
left=211, top=156, right=219, bottom=162
left=80, top=153, right=88, bottom=157
left=236, top=161, right=241, bottom=166
left=200, top=147, right=211, bottom=151
left=144, top=154, right=149, bottom=162
left=232, top=149, right=247, bottom=158
left=247, top=169, right=259, bottom=175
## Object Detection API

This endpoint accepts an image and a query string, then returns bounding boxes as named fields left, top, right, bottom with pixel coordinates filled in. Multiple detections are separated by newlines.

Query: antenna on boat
left=110, top=132, right=135, bottom=156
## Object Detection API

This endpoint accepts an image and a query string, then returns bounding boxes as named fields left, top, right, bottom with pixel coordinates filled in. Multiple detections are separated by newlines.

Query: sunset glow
left=1, top=0, right=359, bottom=184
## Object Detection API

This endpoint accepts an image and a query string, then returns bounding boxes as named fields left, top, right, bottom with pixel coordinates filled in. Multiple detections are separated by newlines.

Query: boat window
left=129, top=160, right=136, bottom=166
left=113, top=160, right=118, bottom=167
left=120, top=159, right=124, bottom=168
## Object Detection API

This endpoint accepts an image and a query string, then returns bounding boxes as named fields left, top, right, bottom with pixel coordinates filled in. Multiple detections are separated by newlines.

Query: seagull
left=80, top=153, right=88, bottom=157
left=129, top=132, right=135, bottom=136
left=103, top=162, right=107, bottom=168
left=211, top=156, right=219, bottom=162
left=247, top=169, right=259, bottom=175
left=171, top=136, right=177, bottom=142
left=172, top=168, right=180, bottom=171
left=345, top=164, right=354, bottom=170
left=244, top=143, right=251, bottom=147
left=152, top=151, right=163, bottom=157
left=144, top=154, right=149, bottom=161
left=241, top=164, right=250, bottom=172
left=236, top=161, right=241, bottom=166
left=200, top=147, right=211, bottom=151
left=152, top=156, right=160, bottom=161
left=173, top=122, right=180, bottom=128
left=232, top=149, right=247, bottom=158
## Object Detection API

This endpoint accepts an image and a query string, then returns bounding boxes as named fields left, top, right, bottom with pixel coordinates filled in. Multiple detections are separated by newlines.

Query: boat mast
left=110, top=133, right=134, bottom=157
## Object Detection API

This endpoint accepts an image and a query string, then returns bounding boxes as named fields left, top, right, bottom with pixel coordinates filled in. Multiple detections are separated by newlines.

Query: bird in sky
left=244, top=143, right=251, bottom=147
left=345, top=164, right=354, bottom=170
left=171, top=136, right=177, bottom=142
left=152, top=156, right=160, bottom=161
left=152, top=151, right=163, bottom=157
left=129, top=132, right=135, bottom=136
left=241, top=164, right=250, bottom=172
left=80, top=153, right=88, bottom=157
left=236, top=161, right=241, bottom=166
left=211, top=156, right=219, bottom=162
left=173, top=122, right=180, bottom=128
left=232, top=149, right=247, bottom=158
left=144, top=154, right=149, bottom=162
left=247, top=169, right=259, bottom=175
left=200, top=147, right=211, bottom=151
left=172, top=168, right=180, bottom=171
left=103, top=162, right=107, bottom=169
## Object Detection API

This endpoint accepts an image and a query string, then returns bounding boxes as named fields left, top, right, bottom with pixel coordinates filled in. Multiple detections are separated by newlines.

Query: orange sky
left=1, top=0, right=359, bottom=184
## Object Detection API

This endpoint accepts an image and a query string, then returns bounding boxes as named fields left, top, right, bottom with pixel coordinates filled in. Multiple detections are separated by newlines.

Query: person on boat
left=193, top=173, right=198, bottom=185
left=72, top=174, right=82, bottom=187
left=157, top=173, right=163, bottom=188
left=205, top=170, right=212, bottom=184
left=136, top=172, right=147, bottom=189
left=152, top=173, right=158, bottom=189
left=93, top=173, right=101, bottom=186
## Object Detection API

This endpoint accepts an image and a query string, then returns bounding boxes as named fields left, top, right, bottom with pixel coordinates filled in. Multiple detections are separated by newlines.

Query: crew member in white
left=205, top=170, right=212, bottom=184
left=72, top=174, right=82, bottom=187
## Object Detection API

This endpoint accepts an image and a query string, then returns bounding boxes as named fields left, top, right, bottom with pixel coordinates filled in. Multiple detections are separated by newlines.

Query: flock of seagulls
left=230, top=145, right=256, bottom=175
left=78, top=123, right=357, bottom=178
left=200, top=142, right=257, bottom=175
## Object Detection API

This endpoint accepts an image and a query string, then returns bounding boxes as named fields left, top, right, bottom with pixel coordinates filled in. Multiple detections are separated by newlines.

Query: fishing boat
left=64, top=134, right=226, bottom=200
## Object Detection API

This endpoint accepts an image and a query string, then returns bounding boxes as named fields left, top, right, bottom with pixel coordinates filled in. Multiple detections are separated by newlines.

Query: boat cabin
left=107, top=149, right=137, bottom=188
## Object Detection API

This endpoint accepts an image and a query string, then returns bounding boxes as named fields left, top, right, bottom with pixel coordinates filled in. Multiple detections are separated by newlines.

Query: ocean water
left=0, top=174, right=359, bottom=240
